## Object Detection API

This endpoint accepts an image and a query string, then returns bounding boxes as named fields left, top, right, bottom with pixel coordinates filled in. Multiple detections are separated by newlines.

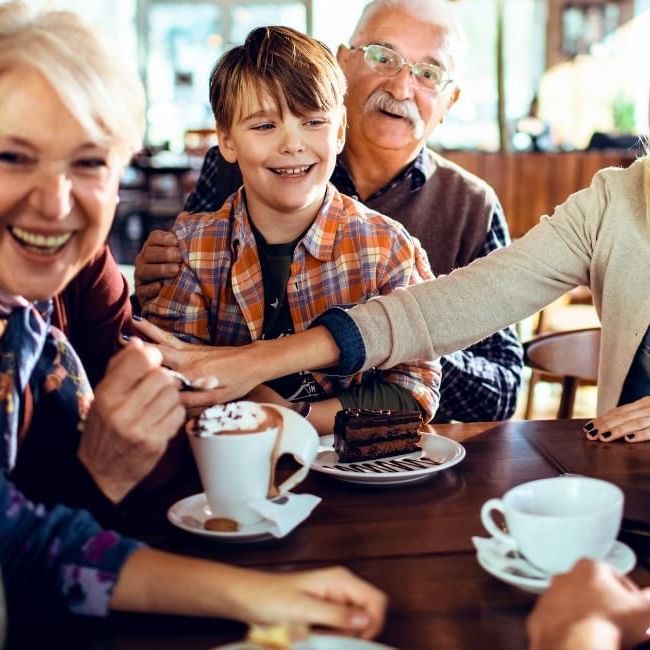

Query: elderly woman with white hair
left=0, top=2, right=385, bottom=641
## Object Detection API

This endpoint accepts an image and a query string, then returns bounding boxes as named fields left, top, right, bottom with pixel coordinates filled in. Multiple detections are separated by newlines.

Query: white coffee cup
left=188, top=402, right=319, bottom=525
left=480, top=476, right=623, bottom=574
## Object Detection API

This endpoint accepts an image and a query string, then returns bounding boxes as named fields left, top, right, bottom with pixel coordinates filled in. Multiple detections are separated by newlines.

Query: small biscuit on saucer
left=204, top=517, right=239, bottom=532
left=246, top=622, right=309, bottom=648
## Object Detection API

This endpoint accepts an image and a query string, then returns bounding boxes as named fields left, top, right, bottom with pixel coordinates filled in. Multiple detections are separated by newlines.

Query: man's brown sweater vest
left=367, top=149, right=497, bottom=276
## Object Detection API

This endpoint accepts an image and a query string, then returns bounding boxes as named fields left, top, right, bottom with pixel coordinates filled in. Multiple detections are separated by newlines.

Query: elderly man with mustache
left=134, top=0, right=523, bottom=423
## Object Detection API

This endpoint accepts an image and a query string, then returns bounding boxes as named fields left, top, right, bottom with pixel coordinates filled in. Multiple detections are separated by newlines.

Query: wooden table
left=12, top=419, right=650, bottom=649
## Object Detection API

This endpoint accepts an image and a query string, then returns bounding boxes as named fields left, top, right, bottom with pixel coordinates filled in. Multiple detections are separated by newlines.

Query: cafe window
left=135, top=0, right=549, bottom=152
left=432, top=0, right=548, bottom=151
left=145, top=2, right=223, bottom=150
left=311, top=0, right=368, bottom=50
left=16, top=0, right=545, bottom=152
left=12, top=0, right=650, bottom=152
left=231, top=3, right=307, bottom=42
left=13, top=0, right=138, bottom=63
left=142, top=0, right=308, bottom=150
left=561, top=3, right=621, bottom=57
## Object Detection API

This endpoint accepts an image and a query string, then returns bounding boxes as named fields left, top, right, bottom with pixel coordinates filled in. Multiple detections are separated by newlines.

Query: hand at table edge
left=110, top=550, right=387, bottom=640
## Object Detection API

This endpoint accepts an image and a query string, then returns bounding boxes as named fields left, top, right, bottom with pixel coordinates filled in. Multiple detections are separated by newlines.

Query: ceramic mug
left=188, top=402, right=319, bottom=525
left=480, top=476, right=624, bottom=574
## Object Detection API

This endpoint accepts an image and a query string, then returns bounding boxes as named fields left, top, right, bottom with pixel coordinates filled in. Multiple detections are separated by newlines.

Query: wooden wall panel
left=443, top=151, right=483, bottom=179
left=578, top=151, right=631, bottom=188
left=548, top=152, right=582, bottom=214
left=514, top=153, right=553, bottom=237
left=480, top=152, right=514, bottom=232
left=441, top=150, right=637, bottom=238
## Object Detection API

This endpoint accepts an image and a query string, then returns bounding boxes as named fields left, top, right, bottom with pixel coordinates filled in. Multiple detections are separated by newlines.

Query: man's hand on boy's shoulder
left=134, top=230, right=182, bottom=307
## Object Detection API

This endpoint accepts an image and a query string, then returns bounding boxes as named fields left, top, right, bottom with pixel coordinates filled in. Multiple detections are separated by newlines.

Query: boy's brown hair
left=209, top=26, right=346, bottom=131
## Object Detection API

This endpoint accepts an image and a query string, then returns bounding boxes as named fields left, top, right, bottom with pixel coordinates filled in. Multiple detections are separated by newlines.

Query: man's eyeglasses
left=349, top=43, right=453, bottom=92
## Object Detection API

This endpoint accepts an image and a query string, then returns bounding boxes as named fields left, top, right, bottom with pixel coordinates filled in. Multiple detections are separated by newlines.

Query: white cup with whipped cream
left=187, top=401, right=318, bottom=525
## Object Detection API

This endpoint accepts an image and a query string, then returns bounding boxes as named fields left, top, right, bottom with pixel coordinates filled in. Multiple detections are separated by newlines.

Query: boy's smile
left=269, top=164, right=314, bottom=178
left=218, top=94, right=345, bottom=242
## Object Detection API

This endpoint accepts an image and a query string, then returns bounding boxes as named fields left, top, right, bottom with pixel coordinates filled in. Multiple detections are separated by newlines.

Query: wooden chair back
left=523, top=327, right=601, bottom=418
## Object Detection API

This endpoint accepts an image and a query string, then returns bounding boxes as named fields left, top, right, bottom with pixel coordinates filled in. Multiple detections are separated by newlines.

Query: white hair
left=350, top=0, right=466, bottom=74
left=0, top=1, right=145, bottom=162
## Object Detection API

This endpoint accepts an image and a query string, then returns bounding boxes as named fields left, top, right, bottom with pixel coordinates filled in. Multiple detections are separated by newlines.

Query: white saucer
left=477, top=540, right=636, bottom=595
left=213, top=634, right=396, bottom=649
left=167, top=493, right=276, bottom=542
left=310, top=432, right=465, bottom=486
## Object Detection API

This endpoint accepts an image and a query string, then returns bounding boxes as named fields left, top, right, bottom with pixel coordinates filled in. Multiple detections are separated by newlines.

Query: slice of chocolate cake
left=333, top=408, right=423, bottom=462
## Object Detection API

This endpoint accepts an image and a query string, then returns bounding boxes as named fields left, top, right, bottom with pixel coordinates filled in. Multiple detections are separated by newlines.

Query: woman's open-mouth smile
left=7, top=225, right=74, bottom=257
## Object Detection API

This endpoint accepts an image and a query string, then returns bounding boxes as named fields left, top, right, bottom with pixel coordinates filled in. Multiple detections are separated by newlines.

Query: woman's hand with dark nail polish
left=585, top=397, right=650, bottom=444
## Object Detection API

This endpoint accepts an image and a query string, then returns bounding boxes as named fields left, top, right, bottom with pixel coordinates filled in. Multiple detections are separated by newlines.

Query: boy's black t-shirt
left=252, top=225, right=324, bottom=402
left=250, top=224, right=422, bottom=413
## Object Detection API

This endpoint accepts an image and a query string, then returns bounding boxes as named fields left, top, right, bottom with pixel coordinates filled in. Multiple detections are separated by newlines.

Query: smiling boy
left=143, top=26, right=439, bottom=432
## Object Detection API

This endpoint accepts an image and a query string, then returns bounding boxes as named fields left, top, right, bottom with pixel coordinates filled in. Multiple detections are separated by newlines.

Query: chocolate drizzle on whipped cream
left=194, top=402, right=280, bottom=437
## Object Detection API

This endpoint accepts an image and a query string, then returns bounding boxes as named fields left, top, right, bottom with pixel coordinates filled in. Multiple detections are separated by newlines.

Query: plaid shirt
left=145, top=184, right=440, bottom=419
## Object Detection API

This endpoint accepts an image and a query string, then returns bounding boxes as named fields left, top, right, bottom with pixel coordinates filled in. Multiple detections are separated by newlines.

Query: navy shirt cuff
left=311, top=307, right=366, bottom=375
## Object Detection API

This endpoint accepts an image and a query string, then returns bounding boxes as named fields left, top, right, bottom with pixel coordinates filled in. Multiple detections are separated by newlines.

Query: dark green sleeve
left=337, top=375, right=422, bottom=413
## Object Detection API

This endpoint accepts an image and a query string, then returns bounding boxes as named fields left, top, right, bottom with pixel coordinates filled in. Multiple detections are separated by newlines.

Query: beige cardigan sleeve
left=348, top=169, right=609, bottom=372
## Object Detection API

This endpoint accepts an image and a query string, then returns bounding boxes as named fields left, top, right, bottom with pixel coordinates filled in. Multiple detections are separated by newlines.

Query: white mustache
left=364, top=89, right=425, bottom=140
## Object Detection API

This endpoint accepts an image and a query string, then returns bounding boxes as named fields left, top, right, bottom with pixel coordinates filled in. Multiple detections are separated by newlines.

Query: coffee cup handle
left=277, top=465, right=309, bottom=495
left=271, top=408, right=319, bottom=495
left=481, top=498, right=516, bottom=547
